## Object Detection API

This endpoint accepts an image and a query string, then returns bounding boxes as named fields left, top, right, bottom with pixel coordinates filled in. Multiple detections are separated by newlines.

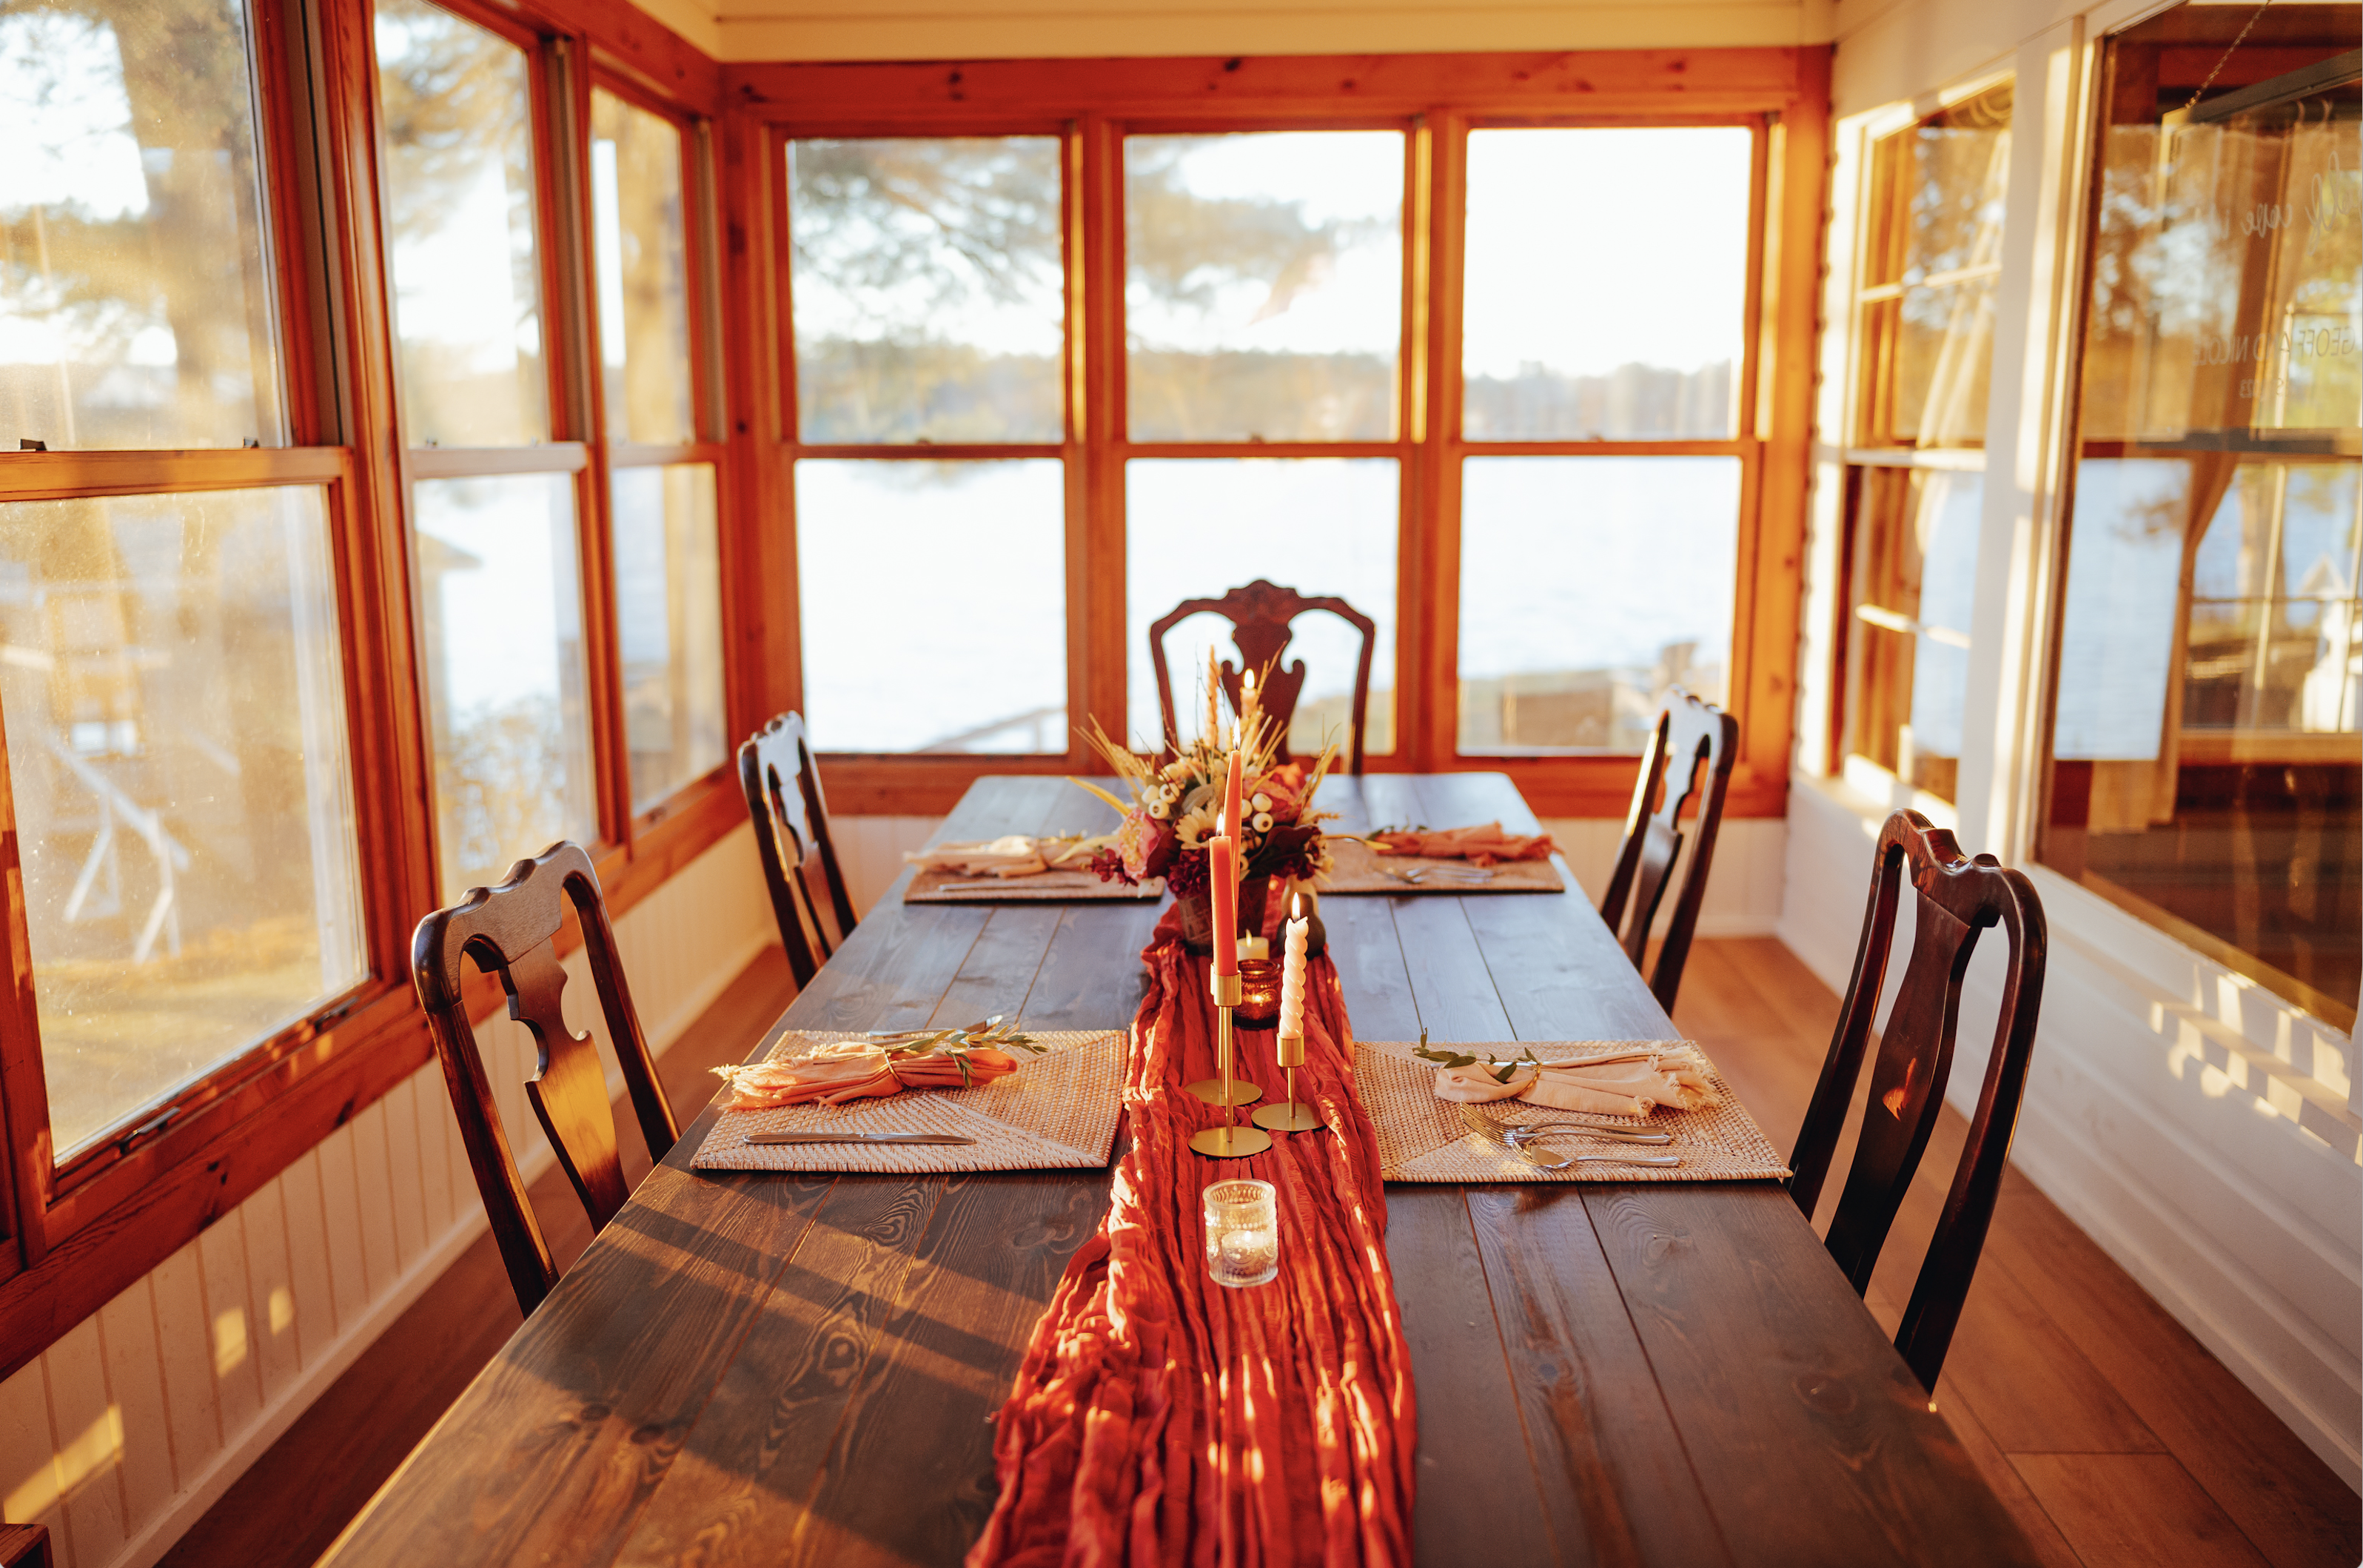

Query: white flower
left=1147, top=799, right=1170, bottom=819
left=1251, top=792, right=1273, bottom=812
left=1175, top=805, right=1219, bottom=848
left=1251, top=811, right=1276, bottom=833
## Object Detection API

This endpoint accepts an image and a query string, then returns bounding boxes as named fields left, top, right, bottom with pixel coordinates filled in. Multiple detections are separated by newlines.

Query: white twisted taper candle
left=1278, top=895, right=1309, bottom=1038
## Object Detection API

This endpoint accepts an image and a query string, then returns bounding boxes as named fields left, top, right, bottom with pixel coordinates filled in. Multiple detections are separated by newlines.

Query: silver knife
left=746, top=1131, right=977, bottom=1145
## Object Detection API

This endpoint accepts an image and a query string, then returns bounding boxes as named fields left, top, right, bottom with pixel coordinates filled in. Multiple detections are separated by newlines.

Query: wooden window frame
left=1829, top=78, right=2013, bottom=803
left=0, top=0, right=744, bottom=1381
left=726, top=50, right=1828, bottom=820
left=2030, top=13, right=2363, bottom=1033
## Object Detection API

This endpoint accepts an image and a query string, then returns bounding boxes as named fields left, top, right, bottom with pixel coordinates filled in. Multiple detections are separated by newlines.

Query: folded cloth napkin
left=1369, top=822, right=1557, bottom=866
left=715, top=1039, right=1018, bottom=1108
left=904, top=834, right=1084, bottom=878
left=1432, top=1048, right=1719, bottom=1119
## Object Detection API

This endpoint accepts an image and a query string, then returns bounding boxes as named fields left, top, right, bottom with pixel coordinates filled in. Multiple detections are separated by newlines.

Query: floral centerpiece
left=1070, top=660, right=1339, bottom=948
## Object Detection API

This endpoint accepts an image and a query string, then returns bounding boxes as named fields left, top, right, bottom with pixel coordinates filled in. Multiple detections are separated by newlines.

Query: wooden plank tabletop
left=322, top=773, right=2038, bottom=1568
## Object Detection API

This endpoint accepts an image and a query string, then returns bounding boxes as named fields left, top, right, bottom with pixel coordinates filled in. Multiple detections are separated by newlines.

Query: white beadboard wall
left=831, top=812, right=1790, bottom=934
left=0, top=822, right=777, bottom=1568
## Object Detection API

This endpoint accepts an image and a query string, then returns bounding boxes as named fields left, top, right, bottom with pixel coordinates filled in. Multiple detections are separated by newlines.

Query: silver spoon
left=1519, top=1146, right=1683, bottom=1170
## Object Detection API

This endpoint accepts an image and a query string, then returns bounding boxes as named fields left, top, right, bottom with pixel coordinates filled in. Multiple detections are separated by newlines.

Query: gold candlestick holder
left=1251, top=1029, right=1321, bottom=1133
left=1190, top=971, right=1271, bottom=1158
left=1186, top=970, right=1263, bottom=1107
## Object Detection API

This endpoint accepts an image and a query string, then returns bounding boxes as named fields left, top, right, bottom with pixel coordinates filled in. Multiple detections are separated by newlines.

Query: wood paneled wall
left=0, top=826, right=774, bottom=1568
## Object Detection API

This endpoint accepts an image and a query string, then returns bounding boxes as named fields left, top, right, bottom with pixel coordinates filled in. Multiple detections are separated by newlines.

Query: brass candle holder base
left=1190, top=1122, right=1273, bottom=1157
left=1191, top=971, right=1270, bottom=1157
left=1250, top=1088, right=1322, bottom=1133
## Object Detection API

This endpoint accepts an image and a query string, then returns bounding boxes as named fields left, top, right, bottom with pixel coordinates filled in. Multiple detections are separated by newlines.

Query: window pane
left=414, top=473, right=594, bottom=896
left=375, top=0, right=548, bottom=448
left=2040, top=3, right=2361, bottom=1029
left=613, top=463, right=724, bottom=809
left=788, top=138, right=1062, bottom=444
left=1127, top=458, right=1397, bottom=757
left=1464, top=129, right=1751, bottom=440
left=1860, top=84, right=2011, bottom=447
left=1458, top=456, right=1740, bottom=751
left=0, top=0, right=283, bottom=449
left=1125, top=133, right=1402, bottom=443
left=1844, top=467, right=1980, bottom=801
left=0, top=487, right=363, bottom=1157
left=795, top=460, right=1065, bottom=751
left=591, top=90, right=694, bottom=445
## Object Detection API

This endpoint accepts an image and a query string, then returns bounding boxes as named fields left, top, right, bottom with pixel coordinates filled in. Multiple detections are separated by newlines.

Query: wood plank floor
left=158, top=939, right=2359, bottom=1568
left=1677, top=939, right=2359, bottom=1568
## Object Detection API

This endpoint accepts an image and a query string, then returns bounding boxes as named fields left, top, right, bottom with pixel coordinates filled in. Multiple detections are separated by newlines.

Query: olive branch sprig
left=1410, top=1025, right=1541, bottom=1086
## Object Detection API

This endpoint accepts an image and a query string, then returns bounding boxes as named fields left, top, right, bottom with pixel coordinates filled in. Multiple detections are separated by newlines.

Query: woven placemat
left=906, top=868, right=1165, bottom=903
left=691, top=1028, right=1128, bottom=1173
left=1353, top=1039, right=1791, bottom=1182
left=1315, top=838, right=1566, bottom=896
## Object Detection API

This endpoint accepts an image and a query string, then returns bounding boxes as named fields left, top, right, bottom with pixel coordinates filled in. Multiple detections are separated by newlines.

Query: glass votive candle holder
left=1234, top=956, right=1281, bottom=1027
left=1202, top=1179, right=1279, bottom=1288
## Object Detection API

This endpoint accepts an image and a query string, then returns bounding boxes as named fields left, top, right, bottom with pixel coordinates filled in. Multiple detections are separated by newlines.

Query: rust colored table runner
left=970, top=905, right=1417, bottom=1567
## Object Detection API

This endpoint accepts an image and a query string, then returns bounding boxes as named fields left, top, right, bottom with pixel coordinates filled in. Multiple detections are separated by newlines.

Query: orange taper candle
left=1221, top=749, right=1244, bottom=859
left=1208, top=834, right=1237, bottom=975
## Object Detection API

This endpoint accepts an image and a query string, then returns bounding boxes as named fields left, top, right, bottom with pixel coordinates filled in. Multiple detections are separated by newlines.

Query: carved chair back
left=411, top=842, right=680, bottom=1318
left=1148, top=578, right=1378, bottom=773
left=1597, top=690, right=1738, bottom=1013
left=738, top=711, right=858, bottom=985
left=1788, top=809, right=2048, bottom=1390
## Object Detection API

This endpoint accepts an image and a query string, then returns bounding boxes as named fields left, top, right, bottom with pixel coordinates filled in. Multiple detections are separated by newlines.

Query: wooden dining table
left=321, top=771, right=2037, bottom=1568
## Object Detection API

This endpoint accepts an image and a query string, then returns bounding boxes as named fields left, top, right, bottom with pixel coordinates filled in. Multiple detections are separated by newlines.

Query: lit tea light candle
left=1202, top=1178, right=1278, bottom=1288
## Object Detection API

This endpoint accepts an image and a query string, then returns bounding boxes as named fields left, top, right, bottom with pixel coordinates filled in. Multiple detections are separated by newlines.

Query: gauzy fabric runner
left=968, top=904, right=1417, bottom=1567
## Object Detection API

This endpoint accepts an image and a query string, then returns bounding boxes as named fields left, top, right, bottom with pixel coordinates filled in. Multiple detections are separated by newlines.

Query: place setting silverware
left=1458, top=1105, right=1681, bottom=1168
left=1378, top=862, right=1495, bottom=885
left=746, top=1131, right=977, bottom=1146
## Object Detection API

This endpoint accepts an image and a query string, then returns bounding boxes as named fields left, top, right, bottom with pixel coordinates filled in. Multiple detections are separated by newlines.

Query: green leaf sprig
left=1411, top=1033, right=1541, bottom=1085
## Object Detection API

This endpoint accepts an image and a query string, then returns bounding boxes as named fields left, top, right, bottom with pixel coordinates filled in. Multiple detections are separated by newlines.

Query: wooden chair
left=1597, top=689, right=1738, bottom=1014
left=0, top=1523, right=52, bottom=1568
left=411, top=842, right=680, bottom=1318
left=1149, top=578, right=1378, bottom=773
left=1788, top=809, right=2048, bottom=1392
left=737, top=711, right=858, bottom=986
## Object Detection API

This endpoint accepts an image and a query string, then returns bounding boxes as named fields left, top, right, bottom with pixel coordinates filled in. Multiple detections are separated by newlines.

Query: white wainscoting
left=828, top=813, right=1791, bottom=937
left=0, top=822, right=778, bottom=1568
left=1779, top=770, right=2363, bottom=1489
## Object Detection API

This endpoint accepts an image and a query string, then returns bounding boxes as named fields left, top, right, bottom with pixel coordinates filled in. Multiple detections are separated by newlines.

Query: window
left=591, top=88, right=726, bottom=811
left=1837, top=83, right=2011, bottom=803
left=0, top=0, right=284, bottom=450
left=2039, top=6, right=2359, bottom=1028
left=0, top=0, right=381, bottom=1209
left=785, top=135, right=1069, bottom=754
left=764, top=64, right=1817, bottom=818
left=1127, top=131, right=1403, bottom=757
left=377, top=0, right=597, bottom=894
left=0, top=487, right=364, bottom=1159
left=1455, top=127, right=1756, bottom=753
left=0, top=0, right=744, bottom=1376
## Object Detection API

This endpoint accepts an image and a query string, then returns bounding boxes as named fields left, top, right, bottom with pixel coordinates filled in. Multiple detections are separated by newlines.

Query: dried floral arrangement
left=1070, top=651, right=1340, bottom=897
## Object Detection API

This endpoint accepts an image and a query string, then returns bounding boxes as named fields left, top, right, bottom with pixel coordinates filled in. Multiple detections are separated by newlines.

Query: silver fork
left=1503, top=1123, right=1672, bottom=1147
